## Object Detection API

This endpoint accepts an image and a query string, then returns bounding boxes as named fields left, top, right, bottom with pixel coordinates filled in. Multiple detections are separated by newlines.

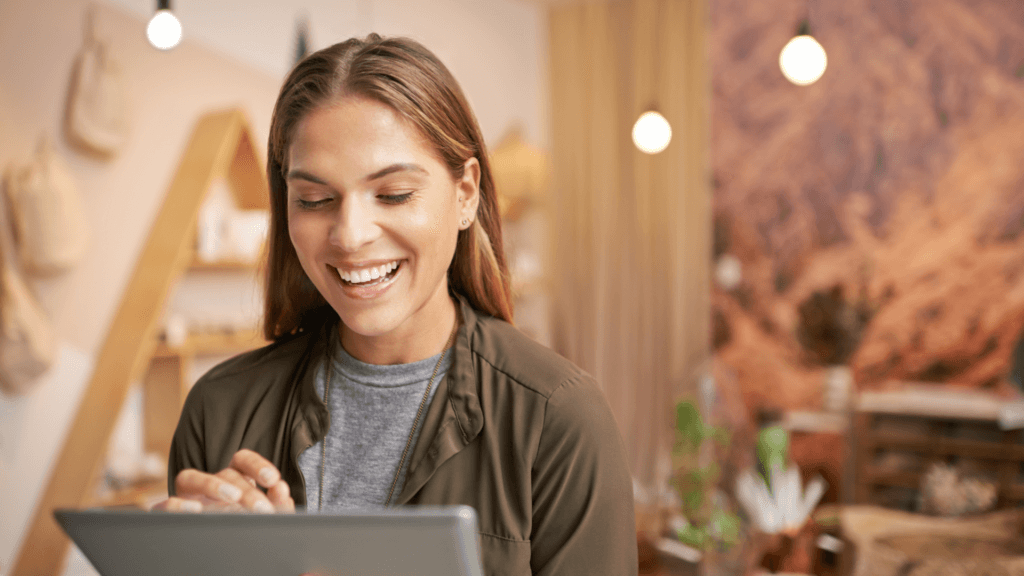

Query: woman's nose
left=329, top=197, right=380, bottom=252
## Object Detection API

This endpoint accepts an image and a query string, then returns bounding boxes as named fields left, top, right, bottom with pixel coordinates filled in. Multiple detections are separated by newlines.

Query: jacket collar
left=288, top=318, right=335, bottom=506
left=394, top=293, right=485, bottom=504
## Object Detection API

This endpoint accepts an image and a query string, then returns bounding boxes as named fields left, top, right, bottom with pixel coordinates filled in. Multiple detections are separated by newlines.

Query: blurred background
left=3, top=0, right=1024, bottom=574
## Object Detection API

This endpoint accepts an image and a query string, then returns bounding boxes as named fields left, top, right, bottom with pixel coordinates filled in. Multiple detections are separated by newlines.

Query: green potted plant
left=670, top=400, right=743, bottom=563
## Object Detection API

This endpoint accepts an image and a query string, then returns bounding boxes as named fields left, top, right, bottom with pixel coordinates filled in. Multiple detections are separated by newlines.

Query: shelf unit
left=852, top=387, right=1024, bottom=510
left=12, top=108, right=270, bottom=576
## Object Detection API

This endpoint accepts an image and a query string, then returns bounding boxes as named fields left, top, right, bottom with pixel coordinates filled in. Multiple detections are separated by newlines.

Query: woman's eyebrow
left=285, top=163, right=428, bottom=186
left=365, top=163, right=429, bottom=181
left=285, top=169, right=329, bottom=185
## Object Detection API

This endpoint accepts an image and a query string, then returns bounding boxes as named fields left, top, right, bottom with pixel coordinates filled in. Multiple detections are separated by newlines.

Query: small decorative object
left=225, top=211, right=269, bottom=263
left=0, top=173, right=57, bottom=395
left=66, top=11, right=130, bottom=156
left=195, top=181, right=269, bottom=263
left=918, top=462, right=997, bottom=516
left=163, top=313, right=187, bottom=347
left=822, top=364, right=853, bottom=412
left=6, top=137, right=90, bottom=275
left=736, top=463, right=827, bottom=535
left=735, top=425, right=827, bottom=573
left=490, top=125, right=547, bottom=222
left=796, top=284, right=873, bottom=410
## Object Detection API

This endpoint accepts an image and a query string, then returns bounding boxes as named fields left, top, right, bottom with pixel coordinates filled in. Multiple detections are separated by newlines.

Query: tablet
left=54, top=506, right=484, bottom=576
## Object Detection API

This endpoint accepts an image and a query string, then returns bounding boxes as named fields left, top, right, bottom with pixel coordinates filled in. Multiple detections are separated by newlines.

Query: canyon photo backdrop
left=711, top=0, right=1024, bottom=413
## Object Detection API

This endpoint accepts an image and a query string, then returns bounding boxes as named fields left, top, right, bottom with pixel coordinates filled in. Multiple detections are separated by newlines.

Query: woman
left=159, top=34, right=637, bottom=575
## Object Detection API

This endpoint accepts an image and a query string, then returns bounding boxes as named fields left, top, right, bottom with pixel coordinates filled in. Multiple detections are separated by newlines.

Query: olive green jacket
left=168, top=297, right=638, bottom=575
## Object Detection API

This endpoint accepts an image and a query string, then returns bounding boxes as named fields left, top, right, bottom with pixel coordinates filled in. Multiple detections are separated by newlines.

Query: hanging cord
left=651, top=0, right=666, bottom=110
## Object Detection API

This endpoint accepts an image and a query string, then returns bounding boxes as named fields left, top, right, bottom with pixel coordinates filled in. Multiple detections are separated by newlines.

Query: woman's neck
left=339, top=291, right=459, bottom=365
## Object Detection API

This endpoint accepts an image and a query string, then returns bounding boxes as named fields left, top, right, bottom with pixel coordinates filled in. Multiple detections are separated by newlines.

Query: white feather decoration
left=736, top=464, right=827, bottom=534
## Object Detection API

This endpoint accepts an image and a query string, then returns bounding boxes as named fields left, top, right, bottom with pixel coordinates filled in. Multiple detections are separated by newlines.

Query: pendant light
left=632, top=1, right=671, bottom=155
left=147, top=0, right=182, bottom=51
left=779, top=19, right=827, bottom=86
left=294, top=16, right=311, bottom=65
left=632, top=111, right=672, bottom=155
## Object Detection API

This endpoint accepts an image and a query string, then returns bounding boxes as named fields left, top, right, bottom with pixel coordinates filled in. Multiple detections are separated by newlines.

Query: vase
left=822, top=365, right=853, bottom=412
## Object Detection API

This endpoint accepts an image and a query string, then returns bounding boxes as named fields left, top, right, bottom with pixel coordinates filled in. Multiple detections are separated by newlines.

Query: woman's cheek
left=287, top=217, right=320, bottom=271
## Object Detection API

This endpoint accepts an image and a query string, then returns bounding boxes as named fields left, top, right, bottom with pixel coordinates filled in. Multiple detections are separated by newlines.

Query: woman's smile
left=329, top=259, right=406, bottom=299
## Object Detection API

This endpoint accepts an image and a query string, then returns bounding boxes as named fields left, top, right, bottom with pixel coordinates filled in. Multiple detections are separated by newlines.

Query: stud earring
left=461, top=219, right=469, bottom=227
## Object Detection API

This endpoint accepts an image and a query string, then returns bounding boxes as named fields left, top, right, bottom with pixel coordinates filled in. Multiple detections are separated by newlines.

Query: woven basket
left=7, top=138, right=89, bottom=275
left=0, top=171, right=56, bottom=395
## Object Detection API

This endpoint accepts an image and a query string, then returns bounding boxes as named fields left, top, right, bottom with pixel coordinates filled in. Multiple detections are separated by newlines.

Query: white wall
left=0, top=0, right=548, bottom=574
left=105, top=0, right=550, bottom=148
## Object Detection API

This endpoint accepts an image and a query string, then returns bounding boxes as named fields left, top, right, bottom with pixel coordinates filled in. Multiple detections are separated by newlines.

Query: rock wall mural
left=710, top=0, right=1024, bottom=412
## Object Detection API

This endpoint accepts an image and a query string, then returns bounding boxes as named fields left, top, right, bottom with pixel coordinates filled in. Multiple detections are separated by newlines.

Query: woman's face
left=286, top=96, right=479, bottom=347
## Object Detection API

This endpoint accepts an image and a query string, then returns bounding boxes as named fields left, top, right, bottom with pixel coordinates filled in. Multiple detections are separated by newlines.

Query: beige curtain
left=548, top=0, right=710, bottom=491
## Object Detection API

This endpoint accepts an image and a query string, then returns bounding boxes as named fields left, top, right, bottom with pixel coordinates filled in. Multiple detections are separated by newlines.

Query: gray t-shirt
left=298, top=338, right=452, bottom=512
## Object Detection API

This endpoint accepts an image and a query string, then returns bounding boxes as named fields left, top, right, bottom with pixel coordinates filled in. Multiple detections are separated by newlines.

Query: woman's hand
left=152, top=449, right=294, bottom=513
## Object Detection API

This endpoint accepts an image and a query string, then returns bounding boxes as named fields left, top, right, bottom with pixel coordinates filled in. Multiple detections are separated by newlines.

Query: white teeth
left=336, top=260, right=400, bottom=284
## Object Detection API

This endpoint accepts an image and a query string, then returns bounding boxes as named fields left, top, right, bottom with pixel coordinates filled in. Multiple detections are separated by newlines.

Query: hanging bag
left=0, top=170, right=57, bottom=395
left=7, top=137, right=90, bottom=274
left=66, top=13, right=129, bottom=156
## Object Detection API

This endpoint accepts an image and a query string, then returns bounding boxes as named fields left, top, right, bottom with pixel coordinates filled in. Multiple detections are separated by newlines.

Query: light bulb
left=632, top=111, right=672, bottom=155
left=147, top=9, right=182, bottom=50
left=779, top=35, right=827, bottom=86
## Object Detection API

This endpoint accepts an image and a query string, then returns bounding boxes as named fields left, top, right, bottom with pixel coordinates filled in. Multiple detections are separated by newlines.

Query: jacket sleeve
left=530, top=373, right=638, bottom=576
left=166, top=378, right=208, bottom=496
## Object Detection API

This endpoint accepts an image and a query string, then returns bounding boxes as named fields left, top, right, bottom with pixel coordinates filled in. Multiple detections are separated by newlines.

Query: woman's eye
left=378, top=192, right=414, bottom=205
left=296, top=197, right=331, bottom=209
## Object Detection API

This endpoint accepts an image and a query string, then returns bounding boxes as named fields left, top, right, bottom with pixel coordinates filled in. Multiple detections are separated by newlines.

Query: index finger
left=229, top=449, right=282, bottom=489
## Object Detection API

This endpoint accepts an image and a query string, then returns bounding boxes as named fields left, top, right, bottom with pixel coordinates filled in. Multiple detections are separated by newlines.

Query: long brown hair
left=262, top=34, right=513, bottom=340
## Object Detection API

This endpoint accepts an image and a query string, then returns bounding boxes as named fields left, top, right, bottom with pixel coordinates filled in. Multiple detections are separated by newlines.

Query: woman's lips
left=332, top=260, right=404, bottom=299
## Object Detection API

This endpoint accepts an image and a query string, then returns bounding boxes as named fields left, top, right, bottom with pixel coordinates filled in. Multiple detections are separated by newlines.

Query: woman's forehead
left=287, top=97, right=442, bottom=179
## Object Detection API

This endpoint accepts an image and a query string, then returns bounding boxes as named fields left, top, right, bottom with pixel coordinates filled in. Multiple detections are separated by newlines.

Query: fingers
left=151, top=496, right=203, bottom=513
left=174, top=468, right=273, bottom=513
left=217, top=467, right=276, bottom=513
left=229, top=449, right=282, bottom=489
left=267, top=479, right=295, bottom=512
left=168, top=450, right=290, bottom=514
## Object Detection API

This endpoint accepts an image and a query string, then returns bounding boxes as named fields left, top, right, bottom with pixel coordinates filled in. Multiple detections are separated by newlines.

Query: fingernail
left=258, top=467, right=279, bottom=486
left=219, top=483, right=243, bottom=502
left=254, top=500, right=275, bottom=514
left=181, top=500, right=202, bottom=513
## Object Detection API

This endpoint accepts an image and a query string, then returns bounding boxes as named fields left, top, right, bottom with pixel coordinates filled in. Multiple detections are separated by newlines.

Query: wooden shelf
left=862, top=430, right=1024, bottom=461
left=861, top=467, right=923, bottom=489
left=12, top=108, right=272, bottom=576
left=189, top=258, right=259, bottom=271
left=154, top=329, right=267, bottom=358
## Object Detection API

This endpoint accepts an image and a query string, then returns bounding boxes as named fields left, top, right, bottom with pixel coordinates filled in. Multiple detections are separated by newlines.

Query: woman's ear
left=457, top=157, right=481, bottom=229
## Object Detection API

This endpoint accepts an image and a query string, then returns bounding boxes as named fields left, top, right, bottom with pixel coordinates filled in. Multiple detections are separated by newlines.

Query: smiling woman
left=285, top=96, right=476, bottom=364
left=155, top=34, right=638, bottom=576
